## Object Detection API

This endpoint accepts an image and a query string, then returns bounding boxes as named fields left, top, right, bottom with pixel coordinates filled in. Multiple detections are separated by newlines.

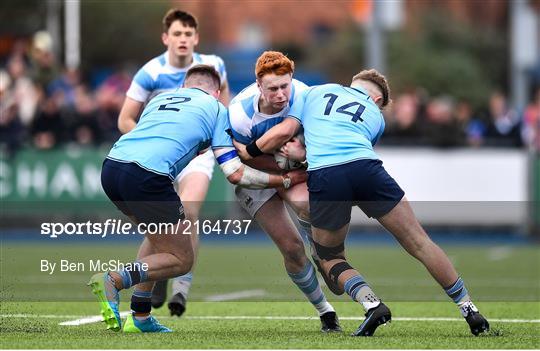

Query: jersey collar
left=350, top=86, right=369, bottom=96
left=164, top=51, right=199, bottom=73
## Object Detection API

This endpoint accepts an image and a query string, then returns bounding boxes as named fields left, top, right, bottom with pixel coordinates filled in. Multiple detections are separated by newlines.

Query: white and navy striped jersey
left=228, top=79, right=308, bottom=144
left=126, top=51, right=227, bottom=103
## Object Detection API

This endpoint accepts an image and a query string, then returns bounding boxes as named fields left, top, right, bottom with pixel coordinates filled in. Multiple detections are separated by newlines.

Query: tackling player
left=235, top=69, right=490, bottom=337
left=228, top=51, right=341, bottom=332
left=116, top=8, right=229, bottom=315
left=90, top=65, right=306, bottom=333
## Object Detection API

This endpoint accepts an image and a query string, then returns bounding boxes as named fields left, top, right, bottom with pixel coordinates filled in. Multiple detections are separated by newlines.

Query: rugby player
left=116, top=8, right=229, bottom=315
left=235, top=69, right=490, bottom=337
left=90, top=65, right=306, bottom=333
left=228, top=51, right=341, bottom=332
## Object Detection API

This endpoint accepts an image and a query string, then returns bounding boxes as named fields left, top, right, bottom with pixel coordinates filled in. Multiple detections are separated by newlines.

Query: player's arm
left=240, top=154, right=284, bottom=173
left=213, top=147, right=306, bottom=189
left=230, top=127, right=283, bottom=172
left=119, top=65, right=153, bottom=134
left=234, top=118, right=301, bottom=161
left=228, top=104, right=285, bottom=170
left=117, top=97, right=144, bottom=134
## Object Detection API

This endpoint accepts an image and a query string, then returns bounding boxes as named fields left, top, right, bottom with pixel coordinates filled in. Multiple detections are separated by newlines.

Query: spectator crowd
left=381, top=88, right=538, bottom=149
left=0, top=32, right=129, bottom=156
left=1, top=32, right=539, bottom=157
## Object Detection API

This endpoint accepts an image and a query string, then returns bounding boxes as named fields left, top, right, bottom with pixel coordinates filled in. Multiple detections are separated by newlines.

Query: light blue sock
left=297, top=217, right=318, bottom=258
left=288, top=261, right=333, bottom=315
left=444, top=277, right=470, bottom=304
left=116, top=260, right=148, bottom=289
left=344, top=274, right=380, bottom=311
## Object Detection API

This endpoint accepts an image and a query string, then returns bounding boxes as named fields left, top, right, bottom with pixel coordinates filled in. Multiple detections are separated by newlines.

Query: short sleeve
left=372, top=113, right=385, bottom=146
left=287, top=89, right=307, bottom=123
left=211, top=104, right=234, bottom=148
left=126, top=68, right=153, bottom=102
left=230, top=128, right=252, bottom=145
left=227, top=97, right=254, bottom=144
left=215, top=56, right=228, bottom=85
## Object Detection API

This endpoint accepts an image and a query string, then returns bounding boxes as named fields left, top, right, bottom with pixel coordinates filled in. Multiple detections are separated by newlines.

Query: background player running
left=116, top=9, right=230, bottom=315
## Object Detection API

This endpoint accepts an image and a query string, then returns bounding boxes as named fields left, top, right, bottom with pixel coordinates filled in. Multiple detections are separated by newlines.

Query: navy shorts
left=308, top=159, right=404, bottom=230
left=101, top=159, right=184, bottom=225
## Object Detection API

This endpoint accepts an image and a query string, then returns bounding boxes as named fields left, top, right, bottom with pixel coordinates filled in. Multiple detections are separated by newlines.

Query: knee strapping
left=328, top=261, right=354, bottom=287
left=312, top=240, right=345, bottom=261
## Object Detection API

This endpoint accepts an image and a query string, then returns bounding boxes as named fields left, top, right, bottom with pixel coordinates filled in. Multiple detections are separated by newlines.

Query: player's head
left=351, top=69, right=390, bottom=109
left=184, top=64, right=221, bottom=99
left=162, top=9, right=199, bottom=59
left=255, top=51, right=295, bottom=110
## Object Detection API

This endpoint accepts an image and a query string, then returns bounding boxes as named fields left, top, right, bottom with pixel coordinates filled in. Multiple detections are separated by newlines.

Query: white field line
left=58, top=311, right=131, bottom=326
left=204, top=289, right=267, bottom=302
left=184, top=316, right=540, bottom=323
left=2, top=314, right=82, bottom=319
left=2, top=313, right=538, bottom=326
left=487, top=246, right=514, bottom=261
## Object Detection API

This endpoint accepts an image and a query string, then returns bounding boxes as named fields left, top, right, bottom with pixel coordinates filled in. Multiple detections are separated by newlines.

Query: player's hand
left=280, top=137, right=306, bottom=162
left=233, top=139, right=252, bottom=161
left=285, top=168, right=308, bottom=186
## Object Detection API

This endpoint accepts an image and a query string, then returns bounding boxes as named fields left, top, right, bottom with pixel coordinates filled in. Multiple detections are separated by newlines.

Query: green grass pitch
left=1, top=241, right=539, bottom=348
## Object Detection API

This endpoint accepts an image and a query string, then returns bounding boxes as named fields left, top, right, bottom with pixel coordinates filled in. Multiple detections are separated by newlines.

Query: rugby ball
left=274, top=132, right=306, bottom=170
left=274, top=153, right=303, bottom=170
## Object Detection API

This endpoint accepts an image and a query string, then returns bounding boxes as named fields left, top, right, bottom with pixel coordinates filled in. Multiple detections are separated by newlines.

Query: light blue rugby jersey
left=228, top=79, right=308, bottom=144
left=126, top=52, right=227, bottom=103
left=288, top=84, right=385, bottom=171
left=107, top=88, right=232, bottom=180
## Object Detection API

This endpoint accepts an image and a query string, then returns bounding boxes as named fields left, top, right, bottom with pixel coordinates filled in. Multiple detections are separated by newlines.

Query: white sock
left=133, top=313, right=150, bottom=321
left=314, top=301, right=335, bottom=316
left=172, top=272, right=193, bottom=297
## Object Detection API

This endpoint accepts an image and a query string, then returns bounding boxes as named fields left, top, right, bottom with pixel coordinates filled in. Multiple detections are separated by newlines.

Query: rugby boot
left=352, top=302, right=391, bottom=336
left=320, top=311, right=342, bottom=332
left=460, top=302, right=490, bottom=336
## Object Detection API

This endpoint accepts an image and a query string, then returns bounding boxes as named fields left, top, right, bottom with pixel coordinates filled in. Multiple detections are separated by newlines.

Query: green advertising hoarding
left=1, top=147, right=232, bottom=217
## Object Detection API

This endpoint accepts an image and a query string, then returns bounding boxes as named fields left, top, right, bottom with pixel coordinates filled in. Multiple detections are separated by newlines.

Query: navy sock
left=131, top=289, right=152, bottom=314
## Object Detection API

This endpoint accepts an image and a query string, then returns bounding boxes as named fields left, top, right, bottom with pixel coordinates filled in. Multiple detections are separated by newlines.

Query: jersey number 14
left=323, top=93, right=365, bottom=123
